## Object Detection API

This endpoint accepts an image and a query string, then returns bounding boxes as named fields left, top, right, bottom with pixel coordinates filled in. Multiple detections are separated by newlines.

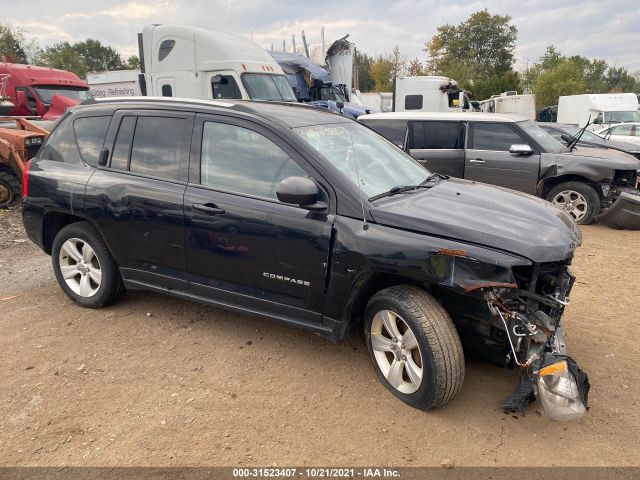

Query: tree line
left=0, top=24, right=139, bottom=79
left=3, top=12, right=639, bottom=109
left=355, top=10, right=639, bottom=109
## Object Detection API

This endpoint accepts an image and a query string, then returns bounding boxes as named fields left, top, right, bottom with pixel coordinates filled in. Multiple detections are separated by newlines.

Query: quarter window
left=471, top=123, right=524, bottom=151
left=158, top=39, right=175, bottom=62
left=200, top=122, right=307, bottom=200
left=73, top=116, right=111, bottom=166
left=361, top=119, right=408, bottom=147
left=128, top=116, right=184, bottom=179
left=404, top=95, right=423, bottom=110
left=409, top=121, right=464, bottom=149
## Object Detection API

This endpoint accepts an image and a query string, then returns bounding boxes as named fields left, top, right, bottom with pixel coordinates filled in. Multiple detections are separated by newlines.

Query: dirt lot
left=1, top=204, right=639, bottom=467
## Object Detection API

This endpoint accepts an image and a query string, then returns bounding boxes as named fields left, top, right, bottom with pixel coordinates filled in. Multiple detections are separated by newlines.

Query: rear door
left=85, top=110, right=194, bottom=292
left=183, top=114, right=334, bottom=327
left=407, top=120, right=466, bottom=178
left=465, top=122, right=539, bottom=194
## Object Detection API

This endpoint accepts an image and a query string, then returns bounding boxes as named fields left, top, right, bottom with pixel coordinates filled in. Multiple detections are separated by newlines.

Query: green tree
left=425, top=9, right=518, bottom=88
left=354, top=50, right=375, bottom=92
left=0, top=24, right=28, bottom=63
left=369, top=46, right=406, bottom=92
left=533, top=60, right=587, bottom=109
left=40, top=38, right=127, bottom=77
left=125, top=55, right=140, bottom=70
left=471, top=71, right=521, bottom=100
left=39, top=42, right=86, bottom=78
left=407, top=58, right=424, bottom=76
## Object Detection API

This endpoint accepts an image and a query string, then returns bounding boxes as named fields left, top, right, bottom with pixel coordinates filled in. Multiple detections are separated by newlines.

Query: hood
left=565, top=146, right=640, bottom=168
left=370, top=178, right=581, bottom=263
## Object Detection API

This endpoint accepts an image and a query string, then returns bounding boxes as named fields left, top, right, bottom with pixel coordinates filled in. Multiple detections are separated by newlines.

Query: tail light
left=22, top=160, right=31, bottom=198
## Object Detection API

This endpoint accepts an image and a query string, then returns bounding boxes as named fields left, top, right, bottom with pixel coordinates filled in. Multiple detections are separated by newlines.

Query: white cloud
left=3, top=0, right=639, bottom=71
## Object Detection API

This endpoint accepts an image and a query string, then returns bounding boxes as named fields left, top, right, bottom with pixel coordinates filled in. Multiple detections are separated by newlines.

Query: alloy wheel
left=58, top=238, right=102, bottom=297
left=370, top=309, right=424, bottom=394
left=551, top=190, right=588, bottom=222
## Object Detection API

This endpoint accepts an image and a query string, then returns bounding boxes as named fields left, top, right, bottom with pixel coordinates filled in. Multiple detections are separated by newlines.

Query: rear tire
left=364, top=285, right=465, bottom=410
left=51, top=222, right=124, bottom=308
left=546, top=181, right=600, bottom=225
left=0, top=171, right=20, bottom=208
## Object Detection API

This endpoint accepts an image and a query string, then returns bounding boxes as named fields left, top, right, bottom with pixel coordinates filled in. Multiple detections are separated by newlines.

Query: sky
left=4, top=0, right=640, bottom=74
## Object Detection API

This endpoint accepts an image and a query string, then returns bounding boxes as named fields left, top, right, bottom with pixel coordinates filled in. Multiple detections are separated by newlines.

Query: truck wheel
left=364, top=285, right=465, bottom=410
left=51, top=222, right=124, bottom=309
left=0, top=172, right=20, bottom=208
left=546, top=181, right=600, bottom=225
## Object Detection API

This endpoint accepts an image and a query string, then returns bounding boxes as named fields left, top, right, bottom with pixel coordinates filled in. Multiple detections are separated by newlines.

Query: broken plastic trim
left=596, top=192, right=640, bottom=230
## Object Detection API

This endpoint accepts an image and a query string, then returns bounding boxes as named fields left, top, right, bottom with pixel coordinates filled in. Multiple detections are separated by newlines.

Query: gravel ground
left=0, top=205, right=639, bottom=467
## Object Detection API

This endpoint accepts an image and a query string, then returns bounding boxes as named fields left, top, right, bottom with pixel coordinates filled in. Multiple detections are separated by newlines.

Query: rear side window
left=129, top=117, right=184, bottom=179
left=409, top=121, right=464, bottom=149
left=361, top=119, right=408, bottom=147
left=471, top=123, right=524, bottom=151
left=73, top=116, right=111, bottom=166
left=212, top=75, right=242, bottom=99
left=38, top=119, right=82, bottom=165
left=404, top=95, right=423, bottom=110
left=200, top=122, right=307, bottom=199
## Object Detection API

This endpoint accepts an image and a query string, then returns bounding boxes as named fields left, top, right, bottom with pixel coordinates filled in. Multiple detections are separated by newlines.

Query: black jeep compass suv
left=22, top=98, right=589, bottom=420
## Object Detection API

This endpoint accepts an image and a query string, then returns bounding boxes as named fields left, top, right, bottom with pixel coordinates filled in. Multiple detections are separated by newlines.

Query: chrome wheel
left=58, top=238, right=102, bottom=297
left=551, top=190, right=588, bottom=222
left=370, top=309, right=423, bottom=394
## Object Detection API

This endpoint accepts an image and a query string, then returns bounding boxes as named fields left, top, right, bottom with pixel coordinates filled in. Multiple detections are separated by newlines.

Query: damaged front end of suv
left=484, top=264, right=590, bottom=421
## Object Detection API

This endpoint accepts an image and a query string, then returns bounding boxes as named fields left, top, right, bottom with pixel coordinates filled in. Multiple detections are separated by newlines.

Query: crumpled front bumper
left=597, top=191, right=640, bottom=230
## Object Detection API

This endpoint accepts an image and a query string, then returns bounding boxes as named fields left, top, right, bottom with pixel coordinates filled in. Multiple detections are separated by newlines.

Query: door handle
left=192, top=203, right=225, bottom=216
left=469, top=159, right=485, bottom=164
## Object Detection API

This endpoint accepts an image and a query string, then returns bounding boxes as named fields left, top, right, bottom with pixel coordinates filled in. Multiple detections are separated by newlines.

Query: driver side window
left=200, top=122, right=307, bottom=200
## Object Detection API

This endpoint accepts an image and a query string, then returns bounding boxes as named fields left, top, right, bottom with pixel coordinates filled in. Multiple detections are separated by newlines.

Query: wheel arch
left=42, top=212, right=112, bottom=256
left=537, top=174, right=602, bottom=199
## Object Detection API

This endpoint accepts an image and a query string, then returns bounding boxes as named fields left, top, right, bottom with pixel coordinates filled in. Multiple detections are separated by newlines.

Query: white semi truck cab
left=138, top=24, right=297, bottom=102
left=392, top=76, right=473, bottom=113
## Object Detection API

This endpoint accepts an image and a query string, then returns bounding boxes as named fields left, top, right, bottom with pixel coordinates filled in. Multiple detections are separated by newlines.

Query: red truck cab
left=0, top=62, right=92, bottom=119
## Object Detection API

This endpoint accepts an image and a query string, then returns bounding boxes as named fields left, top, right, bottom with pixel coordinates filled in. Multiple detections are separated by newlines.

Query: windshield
left=604, top=111, right=640, bottom=124
left=242, top=73, right=297, bottom=102
left=34, top=86, right=92, bottom=104
left=560, top=125, right=603, bottom=142
left=319, top=86, right=346, bottom=102
left=517, top=120, right=564, bottom=153
left=294, top=122, right=430, bottom=199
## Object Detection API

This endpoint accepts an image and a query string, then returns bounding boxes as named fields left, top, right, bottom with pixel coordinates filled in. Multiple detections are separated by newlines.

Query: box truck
left=479, top=92, right=536, bottom=120
left=557, top=93, right=640, bottom=131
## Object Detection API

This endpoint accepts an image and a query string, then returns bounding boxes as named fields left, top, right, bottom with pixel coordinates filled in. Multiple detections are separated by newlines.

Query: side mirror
left=592, top=118, right=601, bottom=124
left=509, top=144, right=533, bottom=155
left=560, top=133, right=573, bottom=144
left=276, top=176, right=327, bottom=211
left=336, top=101, right=345, bottom=110
left=98, top=148, right=109, bottom=166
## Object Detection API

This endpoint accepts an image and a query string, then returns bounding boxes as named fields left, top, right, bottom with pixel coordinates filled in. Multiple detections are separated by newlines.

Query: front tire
left=546, top=181, right=600, bottom=225
left=52, top=222, right=124, bottom=308
left=365, top=285, right=465, bottom=410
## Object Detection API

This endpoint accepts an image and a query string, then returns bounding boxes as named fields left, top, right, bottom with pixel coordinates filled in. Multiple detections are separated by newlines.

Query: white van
left=479, top=92, right=536, bottom=121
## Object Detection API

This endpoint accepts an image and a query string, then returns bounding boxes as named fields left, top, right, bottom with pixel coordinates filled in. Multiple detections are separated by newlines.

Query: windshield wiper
left=369, top=173, right=446, bottom=202
left=567, top=118, right=591, bottom=151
